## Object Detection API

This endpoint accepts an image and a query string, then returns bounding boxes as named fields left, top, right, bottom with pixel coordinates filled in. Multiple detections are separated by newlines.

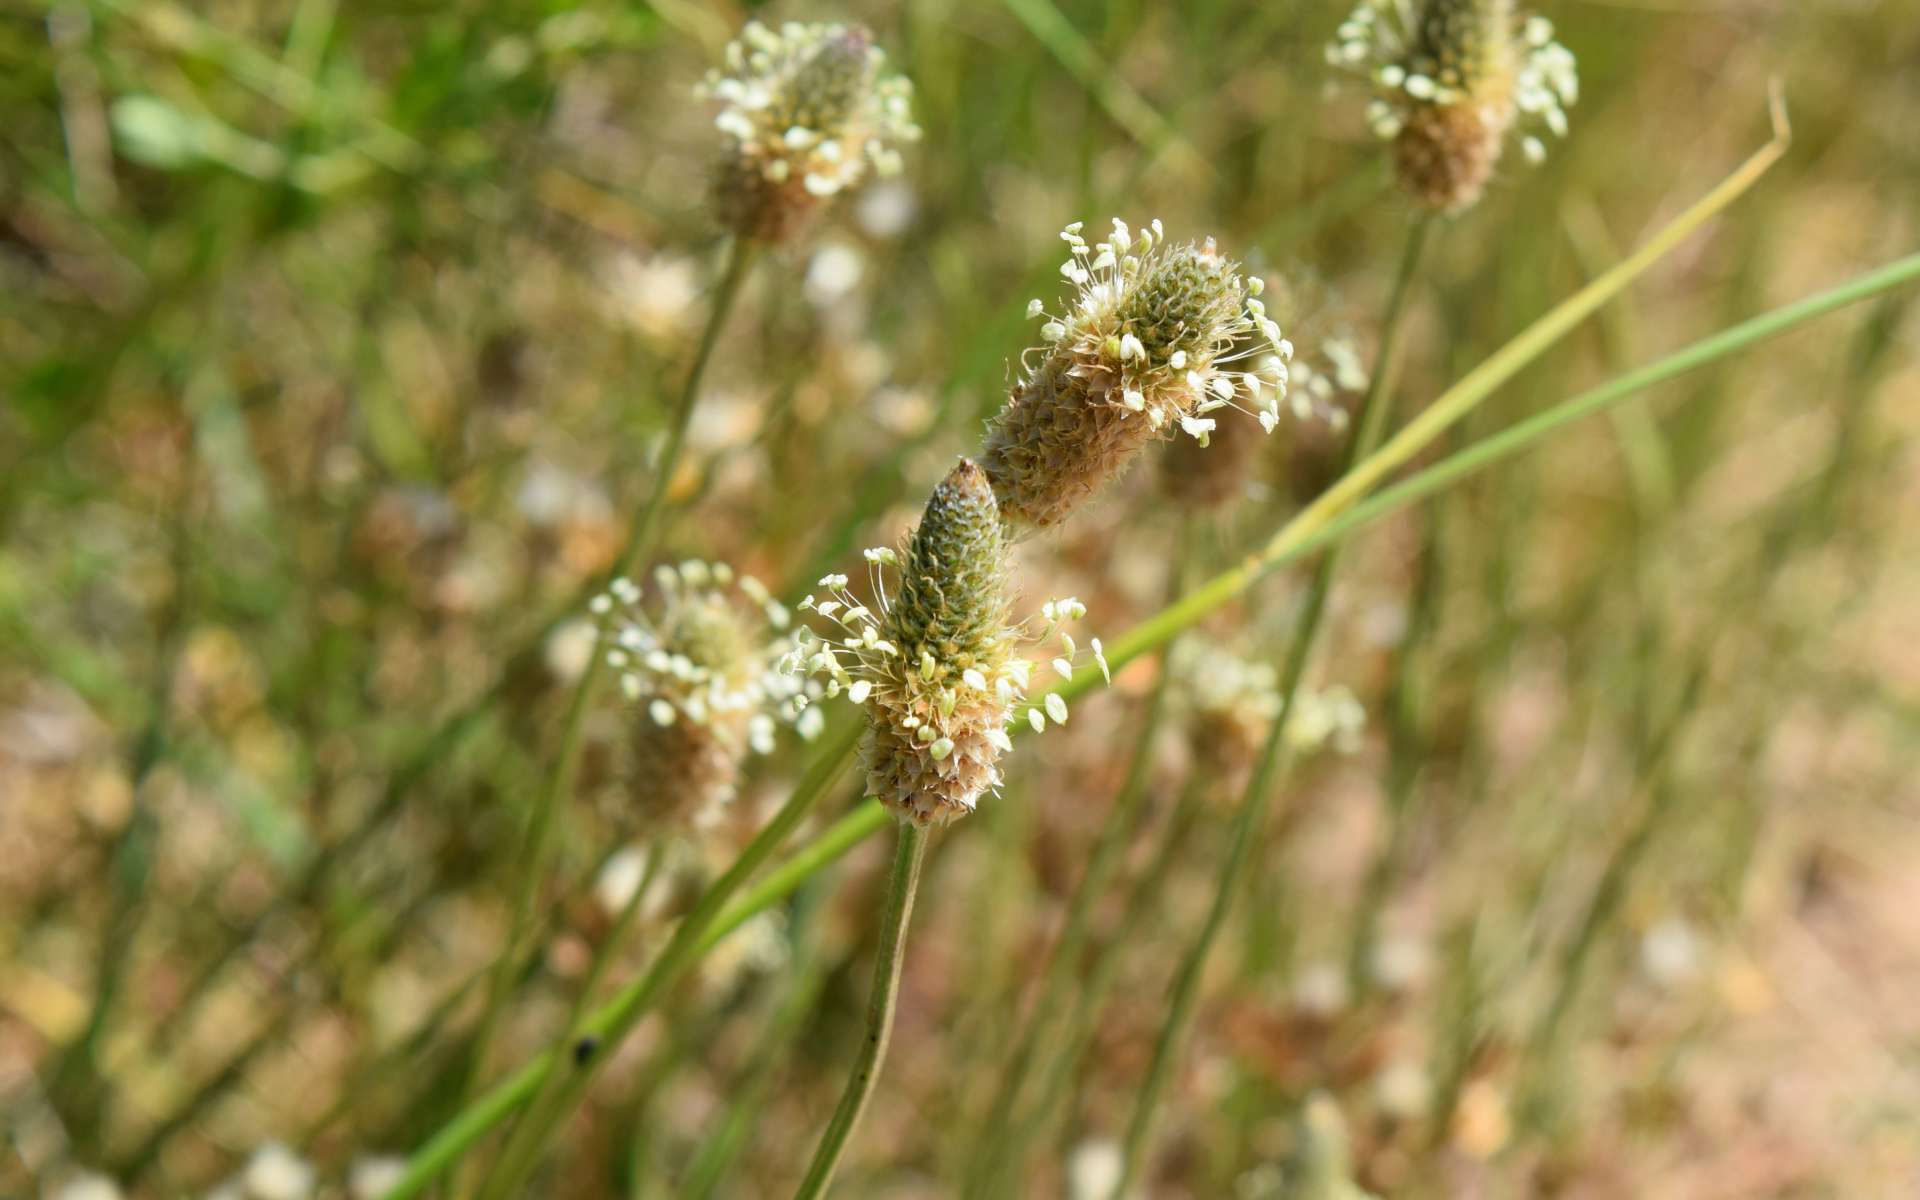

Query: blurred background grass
left=3, top=0, right=1918, bottom=1196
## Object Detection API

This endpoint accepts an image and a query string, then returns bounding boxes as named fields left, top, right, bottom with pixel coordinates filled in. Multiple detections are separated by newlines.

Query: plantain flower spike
left=1328, top=0, right=1578, bottom=212
left=788, top=460, right=1099, bottom=826
left=592, top=560, right=816, bottom=831
left=1178, top=646, right=1366, bottom=788
left=982, top=218, right=1294, bottom=532
left=699, top=21, right=920, bottom=244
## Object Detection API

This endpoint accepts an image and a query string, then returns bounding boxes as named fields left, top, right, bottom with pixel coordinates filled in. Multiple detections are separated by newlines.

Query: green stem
left=1519, top=664, right=1708, bottom=1134
left=379, top=719, right=859, bottom=1200
left=1001, top=773, right=1208, bottom=1187
left=791, top=820, right=931, bottom=1200
left=1346, top=500, right=1443, bottom=995
left=681, top=881, right=834, bottom=1200
left=701, top=800, right=890, bottom=954
left=477, top=841, right=667, bottom=1199
left=1110, top=215, right=1431, bottom=1197
left=962, top=526, right=1191, bottom=1199
left=457, top=237, right=757, bottom=1121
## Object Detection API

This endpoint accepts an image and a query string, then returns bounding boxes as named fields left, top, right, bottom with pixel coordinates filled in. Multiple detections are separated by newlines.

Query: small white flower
left=1180, top=414, right=1216, bottom=443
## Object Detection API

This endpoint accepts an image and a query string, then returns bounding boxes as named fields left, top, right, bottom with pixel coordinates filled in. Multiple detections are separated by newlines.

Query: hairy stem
left=791, top=821, right=931, bottom=1199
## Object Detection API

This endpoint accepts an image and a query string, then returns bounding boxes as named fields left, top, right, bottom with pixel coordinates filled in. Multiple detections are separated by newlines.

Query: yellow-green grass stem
left=1007, top=772, right=1210, bottom=1184
left=996, top=0, right=1210, bottom=180
left=476, top=840, right=667, bottom=1200
left=378, top=718, right=858, bottom=1200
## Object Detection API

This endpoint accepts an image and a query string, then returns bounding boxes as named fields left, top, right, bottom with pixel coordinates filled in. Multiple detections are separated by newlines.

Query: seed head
left=787, top=460, right=1098, bottom=825
left=1328, top=1, right=1578, bottom=212
left=982, top=219, right=1293, bottom=532
left=593, top=561, right=814, bottom=831
left=1178, top=646, right=1366, bottom=786
left=700, top=22, right=920, bottom=244
left=1179, top=647, right=1285, bottom=786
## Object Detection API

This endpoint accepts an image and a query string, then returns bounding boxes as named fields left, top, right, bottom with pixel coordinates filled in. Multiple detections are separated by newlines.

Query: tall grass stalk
left=1016, top=772, right=1209, bottom=1176
left=996, top=0, right=1210, bottom=178
left=681, top=882, right=834, bottom=1200
left=47, top=488, right=192, bottom=1153
left=1109, top=214, right=1433, bottom=1196
left=1346, top=502, right=1442, bottom=995
left=379, top=719, right=859, bottom=1200
left=1520, top=664, right=1706, bottom=1132
left=459, top=238, right=757, bottom=1116
left=477, top=841, right=667, bottom=1198
left=790, top=821, right=931, bottom=1199
left=961, top=527, right=1192, bottom=1198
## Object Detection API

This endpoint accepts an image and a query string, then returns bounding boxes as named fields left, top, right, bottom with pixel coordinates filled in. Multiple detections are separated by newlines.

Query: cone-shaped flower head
left=699, top=21, right=920, bottom=244
left=1328, top=1, right=1578, bottom=212
left=592, top=560, right=817, bottom=831
left=981, top=218, right=1294, bottom=532
left=788, top=460, right=1102, bottom=826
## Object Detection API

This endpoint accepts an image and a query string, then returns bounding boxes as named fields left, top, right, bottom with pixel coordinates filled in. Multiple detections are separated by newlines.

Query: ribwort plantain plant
left=1329, top=0, right=1578, bottom=211
left=983, top=219, right=1294, bottom=530
left=787, top=459, right=1090, bottom=1196
left=454, top=20, right=919, bottom=1193
left=703, top=21, right=920, bottom=246
left=370, top=100, right=1833, bottom=1196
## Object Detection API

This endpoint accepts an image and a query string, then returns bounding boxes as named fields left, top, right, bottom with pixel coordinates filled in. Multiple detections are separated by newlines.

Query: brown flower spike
left=1328, top=0, right=1578, bottom=212
left=980, top=219, right=1293, bottom=532
left=700, top=22, right=919, bottom=244
left=790, top=460, right=1100, bottom=826
left=593, top=561, right=815, bottom=831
